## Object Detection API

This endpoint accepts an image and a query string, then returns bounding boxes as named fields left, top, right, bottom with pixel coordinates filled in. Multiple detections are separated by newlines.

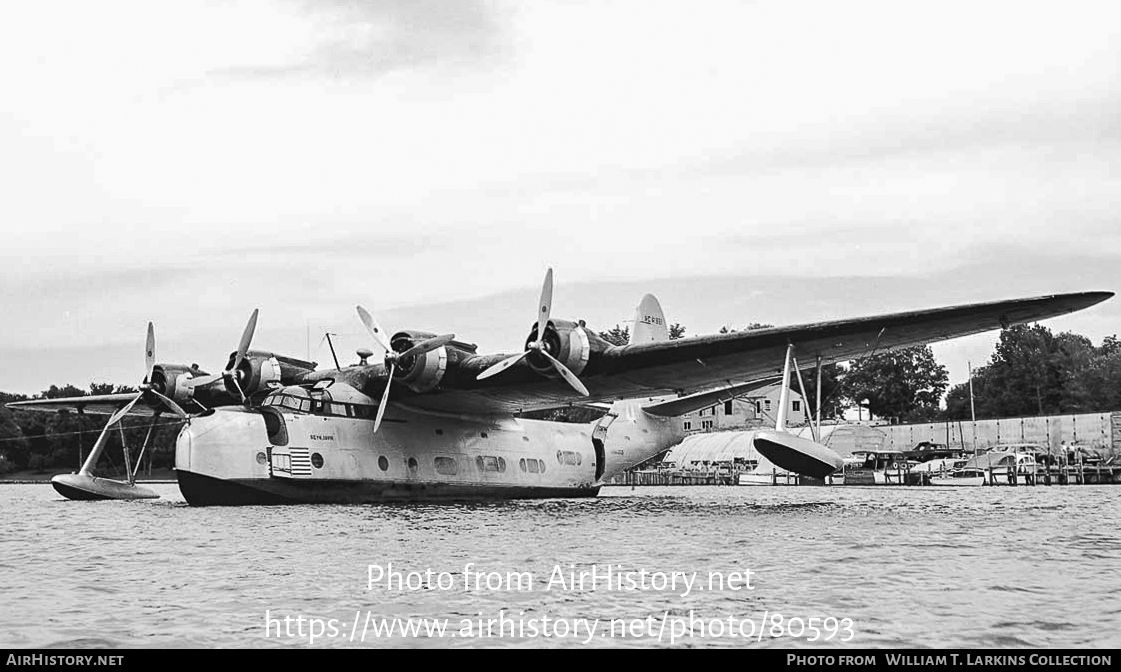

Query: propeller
left=475, top=267, right=590, bottom=396
left=184, top=309, right=259, bottom=402
left=356, top=305, right=455, bottom=432
left=97, top=322, right=190, bottom=422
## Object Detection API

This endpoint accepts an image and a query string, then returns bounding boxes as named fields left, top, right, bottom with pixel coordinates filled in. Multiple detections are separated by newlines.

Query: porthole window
left=311, top=453, right=324, bottom=469
left=255, top=452, right=267, bottom=465
left=497, top=457, right=506, bottom=472
left=407, top=457, right=418, bottom=472
left=378, top=456, right=389, bottom=471
left=435, top=457, right=458, bottom=475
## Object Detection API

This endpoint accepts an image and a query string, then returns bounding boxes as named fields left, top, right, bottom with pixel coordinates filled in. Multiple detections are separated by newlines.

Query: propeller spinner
left=475, top=267, right=590, bottom=396
left=356, top=305, right=455, bottom=432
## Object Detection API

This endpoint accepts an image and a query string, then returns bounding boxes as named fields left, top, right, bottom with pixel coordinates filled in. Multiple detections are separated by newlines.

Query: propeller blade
left=373, top=362, right=394, bottom=433
left=150, top=391, right=189, bottom=419
left=400, top=333, right=455, bottom=360
left=145, top=322, right=156, bottom=383
left=232, top=308, right=259, bottom=373
left=356, top=305, right=393, bottom=352
left=536, top=267, right=554, bottom=346
left=231, top=376, right=246, bottom=404
left=183, top=373, right=222, bottom=388
left=540, top=350, right=590, bottom=396
left=106, top=393, right=144, bottom=427
left=476, top=350, right=530, bottom=381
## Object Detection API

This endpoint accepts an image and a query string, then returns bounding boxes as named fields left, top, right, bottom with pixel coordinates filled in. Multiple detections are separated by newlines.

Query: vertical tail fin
left=631, top=294, right=669, bottom=344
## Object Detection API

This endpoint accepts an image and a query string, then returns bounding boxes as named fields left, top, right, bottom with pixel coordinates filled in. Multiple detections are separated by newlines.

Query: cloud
left=215, top=0, right=507, bottom=80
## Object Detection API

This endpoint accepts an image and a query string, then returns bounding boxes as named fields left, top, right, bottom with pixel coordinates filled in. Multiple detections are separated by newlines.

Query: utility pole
left=968, top=360, right=977, bottom=454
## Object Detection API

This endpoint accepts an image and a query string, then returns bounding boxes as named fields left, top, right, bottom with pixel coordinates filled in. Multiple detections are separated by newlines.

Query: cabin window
left=378, top=456, right=389, bottom=471
left=555, top=451, right=581, bottom=466
left=792, top=400, right=801, bottom=413
left=764, top=399, right=771, bottom=411
left=476, top=455, right=504, bottom=472
left=702, top=420, right=713, bottom=430
left=528, top=459, right=542, bottom=474
left=724, top=400, right=733, bottom=415
left=683, top=421, right=692, bottom=431
left=434, top=457, right=458, bottom=475
left=407, top=457, right=418, bottom=472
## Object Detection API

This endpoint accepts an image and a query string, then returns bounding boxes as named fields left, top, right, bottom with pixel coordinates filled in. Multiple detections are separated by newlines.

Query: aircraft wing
left=8, top=394, right=166, bottom=418
left=392, top=291, right=1112, bottom=416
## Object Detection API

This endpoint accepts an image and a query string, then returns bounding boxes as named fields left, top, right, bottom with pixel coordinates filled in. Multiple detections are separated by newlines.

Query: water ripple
left=1, top=483, right=1119, bottom=648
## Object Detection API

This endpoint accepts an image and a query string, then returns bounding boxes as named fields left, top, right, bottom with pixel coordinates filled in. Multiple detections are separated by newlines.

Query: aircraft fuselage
left=173, top=400, right=683, bottom=506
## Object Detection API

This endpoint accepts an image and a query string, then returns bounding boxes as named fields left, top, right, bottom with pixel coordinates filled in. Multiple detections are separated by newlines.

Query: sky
left=1, top=0, right=1119, bottom=396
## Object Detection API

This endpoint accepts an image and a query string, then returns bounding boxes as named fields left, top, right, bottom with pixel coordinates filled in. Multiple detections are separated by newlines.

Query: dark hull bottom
left=52, top=480, right=113, bottom=501
left=51, top=474, right=161, bottom=501
left=754, top=437, right=839, bottom=480
left=176, top=470, right=603, bottom=506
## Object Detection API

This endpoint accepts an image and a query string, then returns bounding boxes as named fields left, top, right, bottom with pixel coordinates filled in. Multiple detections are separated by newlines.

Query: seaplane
left=6, top=270, right=1112, bottom=506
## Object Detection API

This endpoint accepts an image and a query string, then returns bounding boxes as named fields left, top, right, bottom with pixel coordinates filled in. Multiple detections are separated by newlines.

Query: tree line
left=0, top=385, right=183, bottom=475
left=599, top=322, right=1121, bottom=424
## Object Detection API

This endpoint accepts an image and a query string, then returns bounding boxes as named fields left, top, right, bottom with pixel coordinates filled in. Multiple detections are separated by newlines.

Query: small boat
left=929, top=467, right=987, bottom=486
left=842, top=450, right=908, bottom=485
left=962, top=451, right=1037, bottom=485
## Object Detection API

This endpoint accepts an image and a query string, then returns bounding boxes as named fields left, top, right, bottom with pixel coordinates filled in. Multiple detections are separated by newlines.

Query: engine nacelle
left=224, top=350, right=315, bottom=399
left=390, top=331, right=448, bottom=393
left=148, top=364, right=207, bottom=406
left=524, top=318, right=590, bottom=378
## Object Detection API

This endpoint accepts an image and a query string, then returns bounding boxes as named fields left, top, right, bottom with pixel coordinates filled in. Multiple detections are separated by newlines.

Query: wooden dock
left=609, top=464, right=1121, bottom=486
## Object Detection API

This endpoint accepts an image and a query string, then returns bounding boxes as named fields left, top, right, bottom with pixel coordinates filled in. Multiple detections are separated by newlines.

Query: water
left=2, top=483, right=1120, bottom=648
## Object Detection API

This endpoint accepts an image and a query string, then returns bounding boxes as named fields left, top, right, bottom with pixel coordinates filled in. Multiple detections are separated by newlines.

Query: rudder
left=631, top=293, right=669, bottom=343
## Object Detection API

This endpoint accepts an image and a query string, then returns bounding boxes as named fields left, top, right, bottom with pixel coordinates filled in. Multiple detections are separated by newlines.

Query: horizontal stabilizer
left=641, top=377, right=780, bottom=417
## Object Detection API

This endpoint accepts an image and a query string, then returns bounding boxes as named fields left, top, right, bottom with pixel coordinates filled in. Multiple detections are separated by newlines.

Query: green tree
left=943, top=326, right=1121, bottom=420
left=841, top=346, right=948, bottom=423
left=0, top=394, right=29, bottom=472
left=719, top=323, right=774, bottom=333
left=600, top=323, right=687, bottom=344
left=598, top=325, right=630, bottom=346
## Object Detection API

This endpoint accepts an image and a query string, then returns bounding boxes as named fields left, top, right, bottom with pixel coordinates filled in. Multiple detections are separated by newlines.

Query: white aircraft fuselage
left=174, top=395, right=684, bottom=506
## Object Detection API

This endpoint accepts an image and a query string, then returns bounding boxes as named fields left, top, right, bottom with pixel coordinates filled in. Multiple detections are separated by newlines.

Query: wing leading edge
left=8, top=394, right=167, bottom=418
left=399, top=290, right=1113, bottom=416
